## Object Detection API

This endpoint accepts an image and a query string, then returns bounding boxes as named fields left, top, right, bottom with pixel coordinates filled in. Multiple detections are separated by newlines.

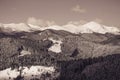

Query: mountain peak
left=82, top=21, right=102, bottom=28
left=85, top=21, right=100, bottom=25
left=80, top=21, right=120, bottom=34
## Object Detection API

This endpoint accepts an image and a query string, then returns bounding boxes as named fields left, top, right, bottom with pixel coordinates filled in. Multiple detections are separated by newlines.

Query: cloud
left=79, top=20, right=88, bottom=24
left=72, top=5, right=86, bottom=13
left=27, top=17, right=56, bottom=27
left=94, top=18, right=103, bottom=23
left=67, top=20, right=88, bottom=25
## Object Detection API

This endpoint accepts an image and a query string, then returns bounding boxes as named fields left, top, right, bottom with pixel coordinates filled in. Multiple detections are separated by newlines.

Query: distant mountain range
left=0, top=21, right=120, bottom=34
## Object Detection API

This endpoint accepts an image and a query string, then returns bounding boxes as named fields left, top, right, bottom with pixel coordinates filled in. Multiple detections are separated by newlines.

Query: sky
left=0, top=0, right=120, bottom=27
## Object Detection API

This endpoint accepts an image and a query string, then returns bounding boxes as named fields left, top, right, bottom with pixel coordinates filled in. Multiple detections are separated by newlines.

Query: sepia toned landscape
left=0, top=0, right=120, bottom=80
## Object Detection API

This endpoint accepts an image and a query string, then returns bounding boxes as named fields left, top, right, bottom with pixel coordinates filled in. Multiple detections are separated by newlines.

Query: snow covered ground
left=19, top=50, right=31, bottom=57
left=0, top=68, right=19, bottom=80
left=48, top=38, right=62, bottom=53
left=0, top=66, right=55, bottom=80
left=21, top=66, right=55, bottom=80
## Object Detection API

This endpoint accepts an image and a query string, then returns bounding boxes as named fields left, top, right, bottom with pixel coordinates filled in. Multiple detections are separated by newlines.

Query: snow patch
left=0, top=66, right=55, bottom=80
left=0, top=68, right=19, bottom=80
left=22, top=66, right=55, bottom=79
left=19, top=50, right=31, bottom=56
left=48, top=38, right=62, bottom=53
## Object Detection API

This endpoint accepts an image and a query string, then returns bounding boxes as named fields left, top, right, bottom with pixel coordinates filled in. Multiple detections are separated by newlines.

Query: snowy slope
left=0, top=21, right=119, bottom=34
left=0, top=23, right=31, bottom=32
left=43, top=24, right=80, bottom=33
left=27, top=24, right=45, bottom=31
left=79, top=21, right=120, bottom=34
left=48, top=38, right=62, bottom=53
left=62, top=24, right=81, bottom=33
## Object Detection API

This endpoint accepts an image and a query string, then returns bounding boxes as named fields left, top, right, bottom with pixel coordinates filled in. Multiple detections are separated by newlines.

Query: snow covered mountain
left=79, top=21, right=120, bottom=34
left=0, top=23, right=31, bottom=32
left=0, top=21, right=119, bottom=34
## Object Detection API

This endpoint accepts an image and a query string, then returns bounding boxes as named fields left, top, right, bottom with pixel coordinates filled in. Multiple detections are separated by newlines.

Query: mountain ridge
left=0, top=21, right=120, bottom=34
